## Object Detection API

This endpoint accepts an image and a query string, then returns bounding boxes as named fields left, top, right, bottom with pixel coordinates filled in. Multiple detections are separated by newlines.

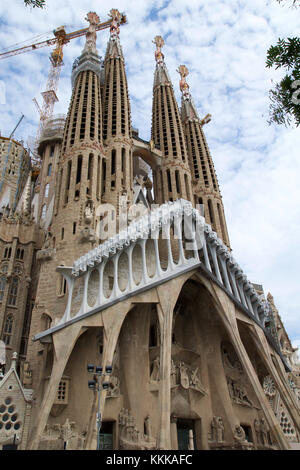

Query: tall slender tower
left=151, top=36, right=193, bottom=205
left=25, top=12, right=106, bottom=403
left=178, top=65, right=230, bottom=248
left=101, top=9, right=133, bottom=215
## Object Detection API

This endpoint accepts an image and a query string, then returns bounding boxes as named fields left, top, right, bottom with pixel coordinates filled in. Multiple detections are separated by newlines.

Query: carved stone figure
left=150, top=357, right=160, bottom=382
left=254, top=418, right=261, bottom=445
left=221, top=342, right=243, bottom=373
left=106, top=376, right=120, bottom=398
left=233, top=425, right=246, bottom=442
left=170, top=359, right=177, bottom=386
left=260, top=418, right=268, bottom=446
left=22, top=361, right=33, bottom=387
left=227, top=376, right=252, bottom=407
left=84, top=201, right=93, bottom=224
left=144, top=415, right=152, bottom=440
left=179, top=362, right=190, bottom=389
left=79, top=227, right=96, bottom=243
left=211, top=416, right=225, bottom=443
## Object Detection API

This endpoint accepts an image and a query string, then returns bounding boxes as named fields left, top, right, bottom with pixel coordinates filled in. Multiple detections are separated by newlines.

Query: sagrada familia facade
left=0, top=10, right=299, bottom=450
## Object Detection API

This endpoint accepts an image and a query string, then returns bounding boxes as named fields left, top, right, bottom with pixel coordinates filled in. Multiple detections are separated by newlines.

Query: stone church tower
left=0, top=10, right=299, bottom=450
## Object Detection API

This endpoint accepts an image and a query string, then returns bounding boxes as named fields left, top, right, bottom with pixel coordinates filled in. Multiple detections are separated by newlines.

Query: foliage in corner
left=266, top=38, right=300, bottom=126
left=24, top=0, right=46, bottom=8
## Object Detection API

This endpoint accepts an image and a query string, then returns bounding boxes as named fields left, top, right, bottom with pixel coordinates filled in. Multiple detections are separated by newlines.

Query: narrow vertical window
left=0, top=276, right=6, bottom=301
left=56, top=168, right=63, bottom=214
left=167, top=170, right=172, bottom=193
left=88, top=153, right=94, bottom=181
left=217, top=203, right=226, bottom=241
left=76, top=155, right=82, bottom=184
left=41, top=204, right=47, bottom=219
left=185, top=174, right=191, bottom=201
left=3, top=314, right=13, bottom=345
left=44, top=183, right=49, bottom=198
left=111, top=149, right=116, bottom=175
left=8, top=278, right=18, bottom=306
left=61, top=227, right=64, bottom=240
left=102, top=160, right=106, bottom=196
left=208, top=199, right=215, bottom=225
left=175, top=170, right=180, bottom=195
left=65, top=161, right=71, bottom=204
left=47, top=163, right=52, bottom=177
left=96, top=155, right=100, bottom=200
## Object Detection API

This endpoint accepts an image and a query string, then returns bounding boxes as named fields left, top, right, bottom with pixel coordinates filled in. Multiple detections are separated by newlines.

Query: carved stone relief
left=39, top=419, right=86, bottom=450
left=226, top=376, right=252, bottom=407
left=262, top=374, right=299, bottom=442
left=150, top=357, right=160, bottom=383
left=118, top=408, right=155, bottom=450
left=210, top=416, right=225, bottom=443
left=221, top=341, right=243, bottom=373
left=221, top=341, right=254, bottom=408
left=170, top=360, right=206, bottom=394
left=106, top=376, right=120, bottom=398
left=79, top=227, right=96, bottom=243
left=254, top=417, right=273, bottom=447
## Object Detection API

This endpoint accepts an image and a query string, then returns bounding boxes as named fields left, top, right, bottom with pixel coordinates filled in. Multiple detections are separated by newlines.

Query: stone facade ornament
left=263, top=375, right=276, bottom=398
left=106, top=376, right=120, bottom=398
left=37, top=230, right=56, bottom=261
left=233, top=425, right=246, bottom=442
left=83, top=12, right=100, bottom=54
left=109, top=9, right=122, bottom=39
left=179, top=362, right=190, bottom=389
left=79, top=227, right=96, bottom=243
left=170, top=360, right=206, bottom=394
left=211, top=416, right=225, bottom=443
left=22, top=361, right=33, bottom=387
left=84, top=200, right=93, bottom=224
left=221, top=342, right=243, bottom=373
left=118, top=408, right=155, bottom=450
left=150, top=357, right=160, bottom=382
left=153, top=35, right=165, bottom=65
left=226, top=376, right=252, bottom=407
left=176, top=65, right=191, bottom=100
left=254, top=417, right=273, bottom=447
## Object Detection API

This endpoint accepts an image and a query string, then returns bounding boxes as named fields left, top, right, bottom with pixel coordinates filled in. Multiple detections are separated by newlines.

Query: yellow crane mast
left=0, top=10, right=127, bottom=164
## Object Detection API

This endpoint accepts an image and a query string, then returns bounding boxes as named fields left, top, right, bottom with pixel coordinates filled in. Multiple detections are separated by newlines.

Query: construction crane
left=0, top=10, right=127, bottom=163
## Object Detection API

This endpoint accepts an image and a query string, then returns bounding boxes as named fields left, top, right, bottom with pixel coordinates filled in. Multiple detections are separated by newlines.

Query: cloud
left=0, top=0, right=299, bottom=348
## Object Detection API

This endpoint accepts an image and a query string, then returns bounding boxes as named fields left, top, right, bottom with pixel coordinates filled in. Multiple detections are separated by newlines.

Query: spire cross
left=83, top=11, right=100, bottom=54
left=177, top=65, right=191, bottom=100
left=109, top=9, right=122, bottom=39
left=153, top=35, right=165, bottom=65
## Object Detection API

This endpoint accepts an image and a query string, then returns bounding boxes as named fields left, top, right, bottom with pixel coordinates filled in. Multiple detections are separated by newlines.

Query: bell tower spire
left=151, top=36, right=193, bottom=205
left=101, top=9, right=133, bottom=212
left=178, top=65, right=230, bottom=247
left=53, top=10, right=105, bottom=253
